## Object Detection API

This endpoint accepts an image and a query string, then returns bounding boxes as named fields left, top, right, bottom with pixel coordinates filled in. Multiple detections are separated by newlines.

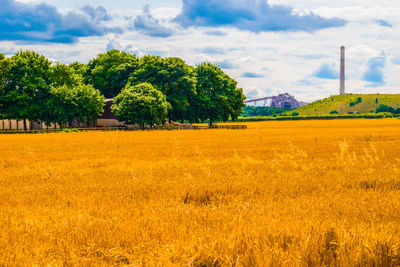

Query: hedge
left=234, top=113, right=398, bottom=122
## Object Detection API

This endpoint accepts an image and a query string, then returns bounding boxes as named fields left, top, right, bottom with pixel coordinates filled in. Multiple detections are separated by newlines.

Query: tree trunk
left=23, top=119, right=27, bottom=131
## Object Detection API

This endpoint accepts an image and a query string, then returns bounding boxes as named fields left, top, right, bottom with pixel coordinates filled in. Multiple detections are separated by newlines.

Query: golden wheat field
left=1, top=120, right=400, bottom=266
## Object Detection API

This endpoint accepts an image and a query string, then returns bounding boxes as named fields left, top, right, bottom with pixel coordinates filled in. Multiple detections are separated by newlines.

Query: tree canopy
left=195, top=63, right=246, bottom=125
left=240, top=106, right=286, bottom=117
left=87, top=49, right=138, bottom=98
left=0, top=51, right=105, bottom=129
left=51, top=62, right=83, bottom=88
left=1, top=50, right=52, bottom=128
left=45, top=62, right=104, bottom=127
left=44, top=84, right=105, bottom=127
left=112, top=83, right=170, bottom=128
left=0, top=53, right=11, bottom=118
left=129, top=56, right=197, bottom=122
left=1, top=49, right=246, bottom=129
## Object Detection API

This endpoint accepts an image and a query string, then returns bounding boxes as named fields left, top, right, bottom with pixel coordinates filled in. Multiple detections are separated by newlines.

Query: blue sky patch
left=363, top=55, right=386, bottom=87
left=242, top=72, right=264, bottom=78
left=313, top=63, right=339, bottom=79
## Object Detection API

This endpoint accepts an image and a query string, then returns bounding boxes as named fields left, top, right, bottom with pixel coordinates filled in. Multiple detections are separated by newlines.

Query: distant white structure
left=244, top=93, right=304, bottom=109
left=340, top=46, right=345, bottom=95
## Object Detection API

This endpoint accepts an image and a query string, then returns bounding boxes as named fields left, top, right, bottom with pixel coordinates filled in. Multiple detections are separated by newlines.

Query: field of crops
left=1, top=119, right=400, bottom=265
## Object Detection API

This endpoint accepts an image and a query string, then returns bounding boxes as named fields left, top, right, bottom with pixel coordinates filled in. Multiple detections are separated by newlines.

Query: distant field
left=1, top=120, right=400, bottom=265
left=292, top=94, right=400, bottom=115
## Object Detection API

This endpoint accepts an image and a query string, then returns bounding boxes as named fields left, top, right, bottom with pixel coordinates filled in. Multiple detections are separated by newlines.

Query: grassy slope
left=292, top=94, right=400, bottom=115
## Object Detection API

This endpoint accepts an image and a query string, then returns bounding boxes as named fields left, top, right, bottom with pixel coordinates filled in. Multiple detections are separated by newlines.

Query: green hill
left=292, top=94, right=400, bottom=115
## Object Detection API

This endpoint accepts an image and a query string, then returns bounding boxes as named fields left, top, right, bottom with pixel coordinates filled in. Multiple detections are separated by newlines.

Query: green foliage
left=44, top=84, right=105, bottom=127
left=240, top=106, right=286, bottom=117
left=0, top=54, right=10, bottom=90
left=72, top=84, right=105, bottom=123
left=330, top=110, right=339, bottom=114
left=1, top=51, right=101, bottom=127
left=69, top=62, right=89, bottom=77
left=291, top=111, right=299, bottom=116
left=44, top=62, right=105, bottom=127
left=2, top=50, right=52, bottom=126
left=87, top=49, right=138, bottom=98
left=129, top=56, right=197, bottom=122
left=0, top=53, right=11, bottom=118
left=62, top=128, right=79, bottom=133
left=237, top=113, right=396, bottom=122
left=44, top=85, right=77, bottom=126
left=376, top=104, right=400, bottom=114
left=1, top=50, right=245, bottom=128
left=292, top=94, right=400, bottom=116
left=51, top=62, right=83, bottom=88
left=112, top=83, right=170, bottom=127
left=194, top=63, right=245, bottom=124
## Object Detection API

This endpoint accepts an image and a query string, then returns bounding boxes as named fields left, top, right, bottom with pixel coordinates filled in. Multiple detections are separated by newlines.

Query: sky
left=1, top=0, right=400, bottom=102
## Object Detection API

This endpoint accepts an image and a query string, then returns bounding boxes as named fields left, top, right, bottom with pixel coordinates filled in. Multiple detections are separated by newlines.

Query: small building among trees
left=97, top=99, right=125, bottom=127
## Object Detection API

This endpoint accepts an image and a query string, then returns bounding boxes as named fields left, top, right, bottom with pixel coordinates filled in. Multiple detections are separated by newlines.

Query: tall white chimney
left=340, top=46, right=345, bottom=95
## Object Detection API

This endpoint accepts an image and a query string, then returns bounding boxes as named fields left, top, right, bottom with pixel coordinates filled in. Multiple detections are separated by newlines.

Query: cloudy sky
left=1, top=0, right=400, bottom=102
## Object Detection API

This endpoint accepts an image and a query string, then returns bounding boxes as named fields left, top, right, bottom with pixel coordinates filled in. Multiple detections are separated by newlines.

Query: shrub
left=376, top=104, right=400, bottom=114
left=62, top=128, right=79, bottom=133
left=330, top=110, right=339, bottom=114
left=112, top=83, right=171, bottom=128
left=349, top=97, right=362, bottom=107
left=236, top=113, right=398, bottom=122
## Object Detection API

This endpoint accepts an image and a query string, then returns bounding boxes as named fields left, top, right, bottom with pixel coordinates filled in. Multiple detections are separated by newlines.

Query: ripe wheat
left=1, top=119, right=400, bottom=266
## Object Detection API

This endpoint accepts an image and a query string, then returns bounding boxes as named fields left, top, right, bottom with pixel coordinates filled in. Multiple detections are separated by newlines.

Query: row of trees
left=0, top=49, right=246, bottom=129
left=240, top=106, right=288, bottom=117
left=80, top=49, right=245, bottom=124
left=0, top=51, right=104, bottom=129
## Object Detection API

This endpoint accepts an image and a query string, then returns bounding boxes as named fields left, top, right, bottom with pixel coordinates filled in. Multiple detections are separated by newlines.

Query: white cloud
left=2, top=1, right=400, bottom=102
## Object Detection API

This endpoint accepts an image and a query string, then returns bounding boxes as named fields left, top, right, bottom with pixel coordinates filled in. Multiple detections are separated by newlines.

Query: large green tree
left=129, top=56, right=197, bottom=122
left=72, top=84, right=105, bottom=124
left=112, top=83, right=170, bottom=128
left=87, top=49, right=138, bottom=98
left=0, top=54, right=11, bottom=119
left=42, top=62, right=104, bottom=128
left=44, top=84, right=105, bottom=128
left=195, top=63, right=246, bottom=125
left=2, top=50, right=52, bottom=129
left=43, top=85, right=77, bottom=127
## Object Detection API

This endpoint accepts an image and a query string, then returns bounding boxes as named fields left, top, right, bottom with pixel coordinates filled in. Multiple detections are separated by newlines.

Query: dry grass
left=1, top=119, right=400, bottom=266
